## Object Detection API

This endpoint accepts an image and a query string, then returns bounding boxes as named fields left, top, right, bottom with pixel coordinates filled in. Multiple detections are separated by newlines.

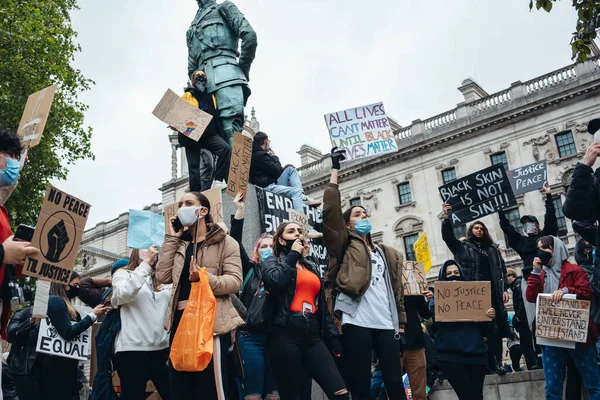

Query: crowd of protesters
left=3, top=115, right=600, bottom=400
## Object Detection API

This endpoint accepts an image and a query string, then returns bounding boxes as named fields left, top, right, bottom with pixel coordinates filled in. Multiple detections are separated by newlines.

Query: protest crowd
left=4, top=2, right=600, bottom=400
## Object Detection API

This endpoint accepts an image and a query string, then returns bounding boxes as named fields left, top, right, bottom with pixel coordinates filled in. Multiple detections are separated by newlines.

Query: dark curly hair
left=0, top=125, right=23, bottom=160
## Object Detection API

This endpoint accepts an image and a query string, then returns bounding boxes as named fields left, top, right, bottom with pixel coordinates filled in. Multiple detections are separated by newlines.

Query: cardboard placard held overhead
left=434, top=281, right=491, bottom=322
left=507, top=160, right=547, bottom=196
left=17, top=85, right=57, bottom=148
left=536, top=294, right=590, bottom=343
left=152, top=89, right=213, bottom=142
left=324, top=102, right=398, bottom=162
left=402, top=261, right=428, bottom=296
left=24, top=187, right=90, bottom=284
left=226, top=132, right=252, bottom=198
left=438, top=165, right=517, bottom=225
left=413, top=232, right=432, bottom=273
left=289, top=209, right=310, bottom=234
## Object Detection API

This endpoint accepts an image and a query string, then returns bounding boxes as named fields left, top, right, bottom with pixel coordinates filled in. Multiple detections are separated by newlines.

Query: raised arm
left=111, top=263, right=152, bottom=307
left=441, top=208, right=462, bottom=255
left=563, top=159, right=600, bottom=222
left=498, top=209, right=525, bottom=251
left=541, top=186, right=558, bottom=236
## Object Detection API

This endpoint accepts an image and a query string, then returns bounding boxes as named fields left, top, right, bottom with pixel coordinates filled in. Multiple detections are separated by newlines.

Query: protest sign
left=36, top=318, right=91, bottom=361
left=402, top=261, right=427, bottom=296
left=127, top=210, right=165, bottom=250
left=507, top=160, right=547, bottom=196
left=226, top=132, right=252, bottom=198
left=163, top=202, right=179, bottom=234
left=152, top=89, right=213, bottom=141
left=24, top=187, right=90, bottom=284
left=289, top=209, right=309, bottom=235
left=32, top=279, right=51, bottom=319
left=203, top=187, right=224, bottom=223
left=438, top=165, right=517, bottom=225
left=324, top=102, right=397, bottom=162
left=256, top=187, right=327, bottom=277
left=434, top=281, right=491, bottom=322
left=536, top=294, right=590, bottom=343
left=17, top=85, right=56, bottom=148
left=413, top=232, right=432, bottom=273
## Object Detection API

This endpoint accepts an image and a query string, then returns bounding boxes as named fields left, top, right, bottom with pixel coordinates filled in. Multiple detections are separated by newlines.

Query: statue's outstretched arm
left=220, top=1, right=257, bottom=81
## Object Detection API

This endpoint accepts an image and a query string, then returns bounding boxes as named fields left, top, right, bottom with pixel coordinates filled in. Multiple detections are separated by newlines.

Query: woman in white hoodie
left=111, top=245, right=172, bottom=400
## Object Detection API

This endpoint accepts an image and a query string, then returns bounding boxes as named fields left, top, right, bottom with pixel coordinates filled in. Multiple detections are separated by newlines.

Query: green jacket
left=323, top=183, right=407, bottom=326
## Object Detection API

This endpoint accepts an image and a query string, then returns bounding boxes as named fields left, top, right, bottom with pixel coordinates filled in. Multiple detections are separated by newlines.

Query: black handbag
left=245, top=283, right=273, bottom=334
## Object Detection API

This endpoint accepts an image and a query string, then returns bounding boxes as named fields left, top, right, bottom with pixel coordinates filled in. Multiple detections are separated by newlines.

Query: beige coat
left=156, top=223, right=244, bottom=334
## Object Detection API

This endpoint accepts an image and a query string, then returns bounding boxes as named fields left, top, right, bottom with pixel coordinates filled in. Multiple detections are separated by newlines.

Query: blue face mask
left=259, top=248, right=273, bottom=262
left=354, top=219, right=372, bottom=236
left=0, top=157, right=20, bottom=187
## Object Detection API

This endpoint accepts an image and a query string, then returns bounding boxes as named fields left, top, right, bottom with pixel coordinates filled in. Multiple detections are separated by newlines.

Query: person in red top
left=0, top=126, right=40, bottom=337
left=526, top=235, right=600, bottom=400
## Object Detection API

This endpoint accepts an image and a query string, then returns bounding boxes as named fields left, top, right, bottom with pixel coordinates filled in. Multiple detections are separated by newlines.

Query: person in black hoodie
left=249, top=132, right=320, bottom=211
left=498, top=184, right=558, bottom=278
left=505, top=268, right=540, bottom=370
left=262, top=221, right=348, bottom=400
left=441, top=204, right=510, bottom=375
left=429, top=260, right=496, bottom=400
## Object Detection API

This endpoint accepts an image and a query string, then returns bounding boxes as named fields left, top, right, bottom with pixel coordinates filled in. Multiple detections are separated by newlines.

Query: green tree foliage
left=530, top=0, right=600, bottom=62
left=0, top=0, right=94, bottom=227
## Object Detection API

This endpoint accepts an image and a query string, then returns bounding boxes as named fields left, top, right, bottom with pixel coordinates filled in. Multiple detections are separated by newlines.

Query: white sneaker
left=305, top=228, right=323, bottom=239
left=211, top=180, right=228, bottom=190
left=302, top=195, right=321, bottom=207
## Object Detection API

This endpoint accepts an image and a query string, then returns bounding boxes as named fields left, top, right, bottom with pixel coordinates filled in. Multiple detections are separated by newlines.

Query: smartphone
left=14, top=224, right=35, bottom=242
left=172, top=217, right=183, bottom=233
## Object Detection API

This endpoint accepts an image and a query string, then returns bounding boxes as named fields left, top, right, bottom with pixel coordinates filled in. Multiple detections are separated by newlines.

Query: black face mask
left=446, top=275, right=462, bottom=282
left=471, top=235, right=482, bottom=243
left=280, top=238, right=297, bottom=254
left=67, top=285, right=79, bottom=299
left=584, top=243, right=594, bottom=251
left=537, top=250, right=553, bottom=266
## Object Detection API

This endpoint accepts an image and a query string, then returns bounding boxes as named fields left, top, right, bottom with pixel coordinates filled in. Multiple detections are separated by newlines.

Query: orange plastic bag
left=169, top=268, right=216, bottom=372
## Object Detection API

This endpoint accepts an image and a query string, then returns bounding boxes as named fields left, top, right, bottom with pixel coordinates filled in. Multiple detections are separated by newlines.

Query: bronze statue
left=187, top=0, right=257, bottom=146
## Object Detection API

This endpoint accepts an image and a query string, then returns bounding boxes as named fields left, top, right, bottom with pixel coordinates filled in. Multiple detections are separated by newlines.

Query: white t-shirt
left=342, top=248, right=393, bottom=330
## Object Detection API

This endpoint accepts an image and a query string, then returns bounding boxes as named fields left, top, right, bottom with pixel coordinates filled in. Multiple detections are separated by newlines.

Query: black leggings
left=439, top=360, right=486, bottom=400
left=341, top=324, right=406, bottom=400
left=266, top=316, right=347, bottom=400
left=114, top=349, right=171, bottom=400
left=487, top=331, right=503, bottom=369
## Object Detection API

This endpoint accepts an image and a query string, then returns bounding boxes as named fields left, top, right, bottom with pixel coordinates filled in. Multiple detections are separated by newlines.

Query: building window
left=349, top=197, right=361, bottom=206
left=397, top=183, right=412, bottom=205
left=553, top=197, right=568, bottom=236
left=453, top=224, right=467, bottom=240
left=505, top=207, right=522, bottom=238
left=490, top=152, right=509, bottom=172
left=442, top=168, right=457, bottom=184
left=556, top=131, right=577, bottom=158
left=404, top=233, right=419, bottom=261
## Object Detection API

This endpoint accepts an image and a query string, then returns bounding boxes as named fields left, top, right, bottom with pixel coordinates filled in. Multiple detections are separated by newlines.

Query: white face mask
left=594, top=131, right=600, bottom=144
left=178, top=206, right=203, bottom=227
left=524, top=222, right=538, bottom=235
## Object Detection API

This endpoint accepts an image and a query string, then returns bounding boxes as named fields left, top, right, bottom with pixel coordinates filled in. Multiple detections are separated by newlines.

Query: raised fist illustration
left=45, top=220, right=70, bottom=262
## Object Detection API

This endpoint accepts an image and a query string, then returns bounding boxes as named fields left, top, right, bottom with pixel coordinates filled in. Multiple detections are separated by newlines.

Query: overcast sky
left=59, top=0, right=579, bottom=228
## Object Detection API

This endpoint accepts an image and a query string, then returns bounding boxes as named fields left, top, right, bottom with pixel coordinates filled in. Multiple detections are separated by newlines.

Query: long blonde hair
left=128, top=249, right=162, bottom=292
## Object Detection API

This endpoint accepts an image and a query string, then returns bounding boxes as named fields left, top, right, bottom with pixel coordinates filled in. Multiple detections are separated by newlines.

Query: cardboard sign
left=434, top=281, right=491, bottom=322
left=24, top=187, right=90, bottom=284
left=536, top=294, right=590, bottom=343
left=36, top=318, right=91, bottom=361
left=32, top=279, right=51, bottom=319
left=256, top=187, right=326, bottom=277
left=152, top=89, right=213, bottom=141
left=289, top=209, right=310, bottom=235
left=507, top=160, right=547, bottom=196
left=438, top=165, right=517, bottom=225
left=226, top=132, right=252, bottom=198
left=402, top=261, right=427, bottom=296
left=163, top=202, right=180, bottom=234
left=127, top=210, right=165, bottom=250
left=324, top=102, right=398, bottom=162
left=17, top=85, right=57, bottom=148
left=413, top=232, right=432, bottom=274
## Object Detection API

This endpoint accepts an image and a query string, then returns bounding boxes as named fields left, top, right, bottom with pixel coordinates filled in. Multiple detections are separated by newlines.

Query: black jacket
left=508, top=277, right=527, bottom=328
left=499, top=194, right=558, bottom=270
left=7, top=307, right=38, bottom=375
left=563, top=162, right=600, bottom=224
left=249, top=142, right=283, bottom=188
left=230, top=217, right=262, bottom=310
left=177, top=88, right=224, bottom=149
left=575, top=238, right=600, bottom=324
left=441, top=219, right=509, bottom=336
left=262, top=251, right=338, bottom=340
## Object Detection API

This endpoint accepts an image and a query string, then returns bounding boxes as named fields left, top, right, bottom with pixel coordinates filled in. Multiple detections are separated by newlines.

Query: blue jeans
left=542, top=345, right=600, bottom=400
left=265, top=167, right=304, bottom=212
left=238, top=332, right=278, bottom=398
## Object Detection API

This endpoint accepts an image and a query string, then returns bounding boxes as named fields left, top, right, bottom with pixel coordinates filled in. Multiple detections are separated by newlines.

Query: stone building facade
left=297, top=57, right=600, bottom=279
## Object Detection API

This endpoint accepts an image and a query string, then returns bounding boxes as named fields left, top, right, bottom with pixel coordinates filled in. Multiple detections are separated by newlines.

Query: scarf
left=542, top=236, right=568, bottom=293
